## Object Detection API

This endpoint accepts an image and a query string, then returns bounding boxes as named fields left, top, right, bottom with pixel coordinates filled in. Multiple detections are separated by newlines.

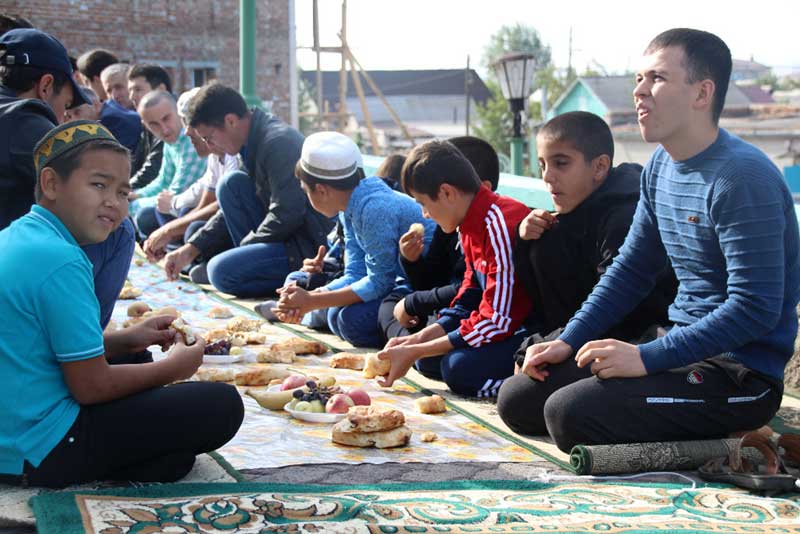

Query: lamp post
left=493, top=52, right=537, bottom=176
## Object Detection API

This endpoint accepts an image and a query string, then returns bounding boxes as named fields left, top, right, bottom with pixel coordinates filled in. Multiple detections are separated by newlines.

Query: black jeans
left=498, top=351, right=783, bottom=453
left=5, top=382, right=243, bottom=488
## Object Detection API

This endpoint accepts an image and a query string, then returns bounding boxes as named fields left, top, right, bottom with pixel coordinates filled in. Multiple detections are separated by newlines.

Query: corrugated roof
left=736, top=84, right=775, bottom=104
left=300, top=69, right=491, bottom=105
left=558, top=75, right=753, bottom=114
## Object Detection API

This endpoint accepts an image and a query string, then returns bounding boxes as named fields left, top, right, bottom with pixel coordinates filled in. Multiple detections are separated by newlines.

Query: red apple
left=280, top=374, right=307, bottom=391
left=325, top=393, right=355, bottom=414
left=346, top=388, right=371, bottom=406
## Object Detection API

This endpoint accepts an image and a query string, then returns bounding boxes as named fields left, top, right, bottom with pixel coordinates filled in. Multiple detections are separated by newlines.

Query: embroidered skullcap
left=300, top=131, right=363, bottom=180
left=33, top=120, right=120, bottom=176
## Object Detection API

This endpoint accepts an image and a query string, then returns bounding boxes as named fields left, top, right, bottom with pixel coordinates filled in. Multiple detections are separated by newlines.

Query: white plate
left=284, top=402, right=346, bottom=423
left=203, top=353, right=242, bottom=365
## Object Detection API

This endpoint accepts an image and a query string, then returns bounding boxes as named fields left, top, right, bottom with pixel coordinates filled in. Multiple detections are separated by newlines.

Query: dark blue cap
left=0, top=29, right=90, bottom=108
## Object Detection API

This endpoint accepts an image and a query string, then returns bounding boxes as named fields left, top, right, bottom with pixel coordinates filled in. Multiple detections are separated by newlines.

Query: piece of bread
left=205, top=328, right=230, bottom=342
left=208, top=306, right=234, bottom=319
left=420, top=431, right=438, bottom=443
left=171, top=318, right=197, bottom=345
left=346, top=405, right=405, bottom=433
left=195, top=368, right=236, bottom=382
left=144, top=306, right=180, bottom=318
left=271, top=337, right=327, bottom=355
left=127, top=302, right=151, bottom=317
left=414, top=395, right=447, bottom=414
left=118, top=285, right=142, bottom=299
left=363, top=353, right=391, bottom=379
left=234, top=366, right=292, bottom=386
left=227, top=316, right=263, bottom=332
left=243, top=332, right=267, bottom=345
left=257, top=349, right=294, bottom=364
left=330, top=352, right=365, bottom=370
left=332, top=421, right=411, bottom=448
left=408, top=222, right=425, bottom=237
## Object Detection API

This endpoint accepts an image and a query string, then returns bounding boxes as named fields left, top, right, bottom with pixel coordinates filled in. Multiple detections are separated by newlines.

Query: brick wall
left=6, top=0, right=292, bottom=121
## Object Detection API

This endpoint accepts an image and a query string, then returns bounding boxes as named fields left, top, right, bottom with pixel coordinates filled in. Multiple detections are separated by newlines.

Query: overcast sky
left=294, top=0, right=800, bottom=77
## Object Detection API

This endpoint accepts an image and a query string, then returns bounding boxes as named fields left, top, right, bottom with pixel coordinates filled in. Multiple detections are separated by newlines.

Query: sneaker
left=189, top=262, right=210, bottom=284
left=255, top=300, right=279, bottom=321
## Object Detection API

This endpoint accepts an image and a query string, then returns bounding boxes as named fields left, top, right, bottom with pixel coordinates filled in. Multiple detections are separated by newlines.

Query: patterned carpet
left=30, top=479, right=800, bottom=534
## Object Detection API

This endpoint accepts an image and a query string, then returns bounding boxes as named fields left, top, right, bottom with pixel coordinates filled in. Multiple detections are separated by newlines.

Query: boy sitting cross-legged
left=0, top=122, right=243, bottom=487
left=377, top=140, right=532, bottom=397
left=496, top=111, right=677, bottom=437
left=273, top=131, right=435, bottom=347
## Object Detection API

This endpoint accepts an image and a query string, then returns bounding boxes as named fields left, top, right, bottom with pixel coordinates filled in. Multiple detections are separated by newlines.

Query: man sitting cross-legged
left=130, top=90, right=207, bottom=240
left=508, top=29, right=800, bottom=453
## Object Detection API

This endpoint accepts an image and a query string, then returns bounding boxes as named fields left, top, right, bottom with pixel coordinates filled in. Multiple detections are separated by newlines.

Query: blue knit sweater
left=325, top=176, right=436, bottom=302
left=560, top=129, right=800, bottom=380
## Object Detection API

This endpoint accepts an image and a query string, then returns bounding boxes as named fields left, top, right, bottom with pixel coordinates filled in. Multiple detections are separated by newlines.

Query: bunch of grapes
left=204, top=339, right=232, bottom=355
left=292, top=380, right=342, bottom=405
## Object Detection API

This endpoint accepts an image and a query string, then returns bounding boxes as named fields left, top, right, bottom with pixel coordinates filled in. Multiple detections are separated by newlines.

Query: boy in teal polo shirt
left=0, top=121, right=243, bottom=487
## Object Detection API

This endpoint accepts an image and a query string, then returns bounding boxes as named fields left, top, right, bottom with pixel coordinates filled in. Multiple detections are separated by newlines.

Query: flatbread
left=205, top=328, right=231, bottom=342
left=171, top=318, right=196, bottom=345
left=332, top=421, right=411, bottom=448
left=256, top=349, right=294, bottom=364
left=234, top=366, right=292, bottom=386
left=227, top=316, right=263, bottom=332
left=346, top=405, right=405, bottom=433
left=195, top=368, right=236, bottom=382
left=271, top=337, right=327, bottom=355
left=330, top=352, right=365, bottom=370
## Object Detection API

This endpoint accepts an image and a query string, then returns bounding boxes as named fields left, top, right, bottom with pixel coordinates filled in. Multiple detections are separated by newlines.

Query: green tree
left=474, top=79, right=513, bottom=158
left=297, top=72, right=317, bottom=136
left=481, top=23, right=552, bottom=72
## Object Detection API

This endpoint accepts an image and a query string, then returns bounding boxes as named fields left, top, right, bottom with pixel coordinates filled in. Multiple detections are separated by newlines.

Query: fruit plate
left=203, top=353, right=243, bottom=365
left=284, top=402, right=347, bottom=423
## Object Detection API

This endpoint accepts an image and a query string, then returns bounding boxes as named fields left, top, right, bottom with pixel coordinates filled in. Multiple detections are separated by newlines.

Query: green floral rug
left=30, top=479, right=800, bottom=533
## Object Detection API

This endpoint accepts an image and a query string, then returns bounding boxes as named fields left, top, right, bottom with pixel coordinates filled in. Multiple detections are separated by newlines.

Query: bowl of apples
left=284, top=379, right=371, bottom=423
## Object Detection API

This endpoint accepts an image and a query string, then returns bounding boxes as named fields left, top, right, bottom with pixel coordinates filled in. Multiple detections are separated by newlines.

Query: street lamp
left=493, top=52, right=537, bottom=175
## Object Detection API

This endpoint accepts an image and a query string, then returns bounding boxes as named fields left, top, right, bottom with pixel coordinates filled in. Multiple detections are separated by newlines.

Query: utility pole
left=567, top=26, right=573, bottom=79
left=239, top=0, right=261, bottom=108
left=464, top=55, right=471, bottom=136
left=313, top=0, right=322, bottom=128
left=338, top=0, right=349, bottom=131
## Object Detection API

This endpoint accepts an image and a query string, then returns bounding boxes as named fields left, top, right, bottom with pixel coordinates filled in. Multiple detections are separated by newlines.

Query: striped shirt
left=561, top=129, right=800, bottom=379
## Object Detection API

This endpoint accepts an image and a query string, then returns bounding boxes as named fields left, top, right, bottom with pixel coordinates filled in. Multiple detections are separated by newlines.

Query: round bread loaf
left=346, top=405, right=405, bottom=433
left=332, top=421, right=411, bottom=448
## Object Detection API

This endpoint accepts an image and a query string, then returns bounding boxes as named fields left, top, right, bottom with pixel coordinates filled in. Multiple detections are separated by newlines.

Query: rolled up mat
left=570, top=439, right=762, bottom=475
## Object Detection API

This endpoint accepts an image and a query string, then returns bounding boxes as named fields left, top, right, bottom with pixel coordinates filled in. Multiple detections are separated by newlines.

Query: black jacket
left=401, top=226, right=465, bottom=290
left=514, top=163, right=677, bottom=342
left=0, top=86, right=56, bottom=230
left=130, top=127, right=164, bottom=190
left=190, top=109, right=333, bottom=267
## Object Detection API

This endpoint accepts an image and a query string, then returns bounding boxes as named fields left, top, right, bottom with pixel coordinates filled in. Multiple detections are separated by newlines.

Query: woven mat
left=31, top=479, right=800, bottom=534
left=0, top=453, right=237, bottom=528
left=117, top=259, right=563, bottom=471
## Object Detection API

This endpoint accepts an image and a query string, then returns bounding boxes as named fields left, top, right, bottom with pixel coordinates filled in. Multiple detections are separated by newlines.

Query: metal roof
left=300, top=69, right=491, bottom=105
